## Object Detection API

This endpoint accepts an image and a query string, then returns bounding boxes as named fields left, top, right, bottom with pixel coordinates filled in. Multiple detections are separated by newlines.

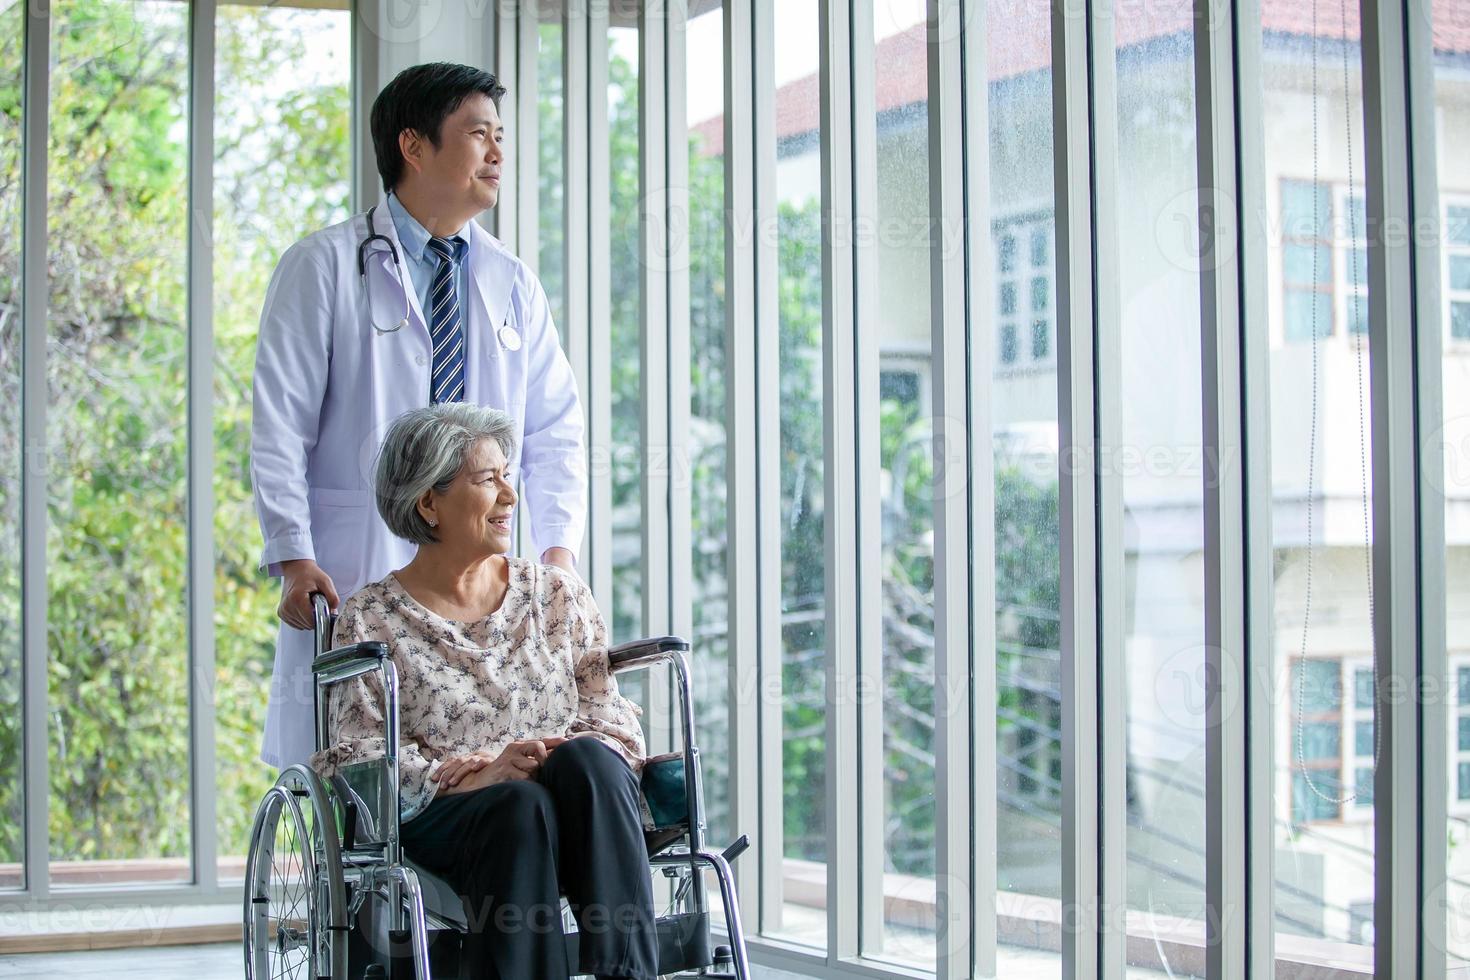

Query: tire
left=244, top=765, right=347, bottom=980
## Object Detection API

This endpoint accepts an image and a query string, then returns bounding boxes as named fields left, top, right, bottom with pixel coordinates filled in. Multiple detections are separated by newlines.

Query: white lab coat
left=250, top=202, right=587, bottom=769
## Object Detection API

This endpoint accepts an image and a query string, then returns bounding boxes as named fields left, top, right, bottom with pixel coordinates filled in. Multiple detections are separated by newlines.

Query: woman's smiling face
left=420, top=437, right=517, bottom=555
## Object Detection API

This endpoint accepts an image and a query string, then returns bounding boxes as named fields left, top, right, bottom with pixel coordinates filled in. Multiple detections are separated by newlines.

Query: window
left=1454, top=664, right=1470, bottom=805
left=1113, top=6, right=1206, bottom=972
left=994, top=213, right=1055, bottom=370
left=1336, top=186, right=1368, bottom=337
left=212, top=0, right=351, bottom=877
left=47, top=0, right=192, bottom=885
left=1290, top=658, right=1345, bottom=824
left=1346, top=660, right=1375, bottom=811
left=869, top=0, right=937, bottom=962
left=609, top=22, right=643, bottom=642
left=1280, top=178, right=1335, bottom=342
left=770, top=0, right=827, bottom=948
left=1264, top=8, right=1377, bottom=959
left=0, top=0, right=21, bottom=890
left=1445, top=199, right=1470, bottom=342
left=685, top=0, right=731, bottom=849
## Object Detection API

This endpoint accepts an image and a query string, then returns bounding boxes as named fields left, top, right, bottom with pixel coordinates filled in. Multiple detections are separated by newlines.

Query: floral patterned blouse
left=309, top=557, right=646, bottom=822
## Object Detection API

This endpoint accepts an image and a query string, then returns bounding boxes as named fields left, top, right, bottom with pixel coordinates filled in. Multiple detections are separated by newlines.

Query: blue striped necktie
left=426, top=235, right=467, bottom=403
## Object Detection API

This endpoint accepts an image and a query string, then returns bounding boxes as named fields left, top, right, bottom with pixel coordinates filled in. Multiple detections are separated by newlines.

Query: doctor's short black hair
left=371, top=62, right=507, bottom=192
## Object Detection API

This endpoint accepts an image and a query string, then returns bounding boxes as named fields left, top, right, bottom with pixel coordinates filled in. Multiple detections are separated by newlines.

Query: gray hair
left=375, top=403, right=518, bottom=545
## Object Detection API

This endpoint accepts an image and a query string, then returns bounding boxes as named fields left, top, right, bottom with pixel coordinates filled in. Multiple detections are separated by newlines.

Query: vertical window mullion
left=1051, top=0, right=1125, bottom=972
left=1086, top=0, right=1127, bottom=970
left=187, top=0, right=219, bottom=895
left=667, top=0, right=692, bottom=652
left=1407, top=0, right=1450, bottom=972
left=817, top=0, right=858, bottom=962
left=957, top=0, right=998, bottom=973
left=20, top=0, right=49, bottom=902
left=925, top=2, right=973, bottom=977
left=639, top=0, right=674, bottom=756
left=848, top=0, right=884, bottom=956
left=1232, top=0, right=1277, bottom=970
left=749, top=0, right=785, bottom=937
left=492, top=0, right=519, bottom=248
left=587, top=0, right=612, bottom=619
left=1362, top=0, right=1446, bottom=974
left=564, top=0, right=592, bottom=573
left=721, top=0, right=762, bottom=932
left=511, top=0, right=539, bottom=562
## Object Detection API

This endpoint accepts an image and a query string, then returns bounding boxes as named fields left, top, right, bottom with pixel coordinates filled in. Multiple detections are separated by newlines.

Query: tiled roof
left=690, top=0, right=1470, bottom=155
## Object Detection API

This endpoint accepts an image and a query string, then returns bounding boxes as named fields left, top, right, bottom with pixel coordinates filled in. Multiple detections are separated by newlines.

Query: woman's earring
left=428, top=520, right=438, bottom=528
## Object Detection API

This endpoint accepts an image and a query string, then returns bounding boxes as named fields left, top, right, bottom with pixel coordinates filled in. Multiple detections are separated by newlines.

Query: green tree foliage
left=0, top=0, right=349, bottom=865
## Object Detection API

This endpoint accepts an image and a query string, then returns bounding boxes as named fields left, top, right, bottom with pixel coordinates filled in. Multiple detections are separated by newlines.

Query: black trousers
left=399, top=736, right=659, bottom=980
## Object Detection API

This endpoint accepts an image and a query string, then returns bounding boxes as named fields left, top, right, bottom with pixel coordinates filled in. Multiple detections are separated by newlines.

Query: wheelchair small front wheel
left=244, top=766, right=346, bottom=980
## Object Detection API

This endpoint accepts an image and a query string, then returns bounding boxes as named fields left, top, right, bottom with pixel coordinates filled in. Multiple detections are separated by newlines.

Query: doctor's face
left=419, top=93, right=505, bottom=217
left=424, top=437, right=517, bottom=557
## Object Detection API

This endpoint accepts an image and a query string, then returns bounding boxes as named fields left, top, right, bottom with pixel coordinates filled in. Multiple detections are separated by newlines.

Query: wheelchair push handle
left=310, top=591, right=333, bottom=657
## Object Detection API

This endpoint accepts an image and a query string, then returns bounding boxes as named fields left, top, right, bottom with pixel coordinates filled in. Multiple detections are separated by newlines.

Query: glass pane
left=212, top=0, right=350, bottom=881
left=1352, top=768, right=1373, bottom=808
left=988, top=0, right=1060, bottom=969
left=48, top=0, right=191, bottom=885
left=1295, top=659, right=1342, bottom=714
left=1031, top=319, right=1050, bottom=361
left=867, top=0, right=935, bottom=966
left=1459, top=716, right=1470, bottom=754
left=1292, top=771, right=1342, bottom=823
left=1450, top=205, right=1470, bottom=247
left=1450, top=254, right=1470, bottom=292
left=1264, top=2, right=1375, bottom=967
left=771, top=0, right=827, bottom=948
left=1001, top=323, right=1018, bottom=365
left=1353, top=667, right=1373, bottom=709
left=1284, top=289, right=1333, bottom=342
left=538, top=7, right=565, bottom=340
left=1112, top=7, right=1206, bottom=975
left=1281, top=178, right=1333, bottom=240
left=1347, top=293, right=1368, bottom=337
left=1300, top=722, right=1340, bottom=761
left=1283, top=243, right=1331, bottom=286
left=684, top=0, right=730, bottom=847
left=1454, top=302, right=1470, bottom=341
left=0, top=0, right=22, bottom=891
left=1353, top=721, right=1373, bottom=758
left=609, top=23, right=643, bottom=642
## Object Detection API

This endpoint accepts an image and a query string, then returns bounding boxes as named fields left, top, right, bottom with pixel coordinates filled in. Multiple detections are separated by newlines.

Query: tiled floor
left=0, top=943, right=240, bottom=979
left=1, top=942, right=1175, bottom=979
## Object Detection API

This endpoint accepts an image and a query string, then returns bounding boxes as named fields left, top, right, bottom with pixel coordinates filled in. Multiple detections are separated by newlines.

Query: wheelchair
left=243, top=593, right=752, bottom=980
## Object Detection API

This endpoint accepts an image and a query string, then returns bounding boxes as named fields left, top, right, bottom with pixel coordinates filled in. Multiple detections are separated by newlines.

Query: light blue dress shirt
left=386, top=192, right=469, bottom=333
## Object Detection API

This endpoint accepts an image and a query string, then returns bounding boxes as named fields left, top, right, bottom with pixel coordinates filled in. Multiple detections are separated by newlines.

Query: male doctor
left=250, top=62, right=587, bottom=768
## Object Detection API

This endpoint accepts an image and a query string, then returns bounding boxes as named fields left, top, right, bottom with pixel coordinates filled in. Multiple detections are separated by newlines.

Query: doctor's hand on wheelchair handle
left=433, top=737, right=569, bottom=795
left=277, top=558, right=340, bottom=632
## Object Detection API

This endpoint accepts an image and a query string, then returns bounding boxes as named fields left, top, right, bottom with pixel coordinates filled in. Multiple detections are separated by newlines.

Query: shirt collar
left=386, top=192, right=467, bottom=263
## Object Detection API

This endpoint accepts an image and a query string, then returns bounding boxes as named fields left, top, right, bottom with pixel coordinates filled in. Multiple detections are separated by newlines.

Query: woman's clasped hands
left=432, top=735, right=571, bottom=794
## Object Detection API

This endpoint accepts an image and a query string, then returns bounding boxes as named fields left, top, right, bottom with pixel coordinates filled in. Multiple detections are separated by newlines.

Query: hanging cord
left=1295, top=0, right=1380, bottom=809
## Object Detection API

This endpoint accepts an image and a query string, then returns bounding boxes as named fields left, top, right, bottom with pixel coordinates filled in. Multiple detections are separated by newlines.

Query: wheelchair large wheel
left=244, top=765, right=347, bottom=980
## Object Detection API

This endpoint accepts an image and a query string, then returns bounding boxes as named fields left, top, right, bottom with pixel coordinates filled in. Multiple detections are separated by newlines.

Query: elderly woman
left=310, top=403, right=657, bottom=980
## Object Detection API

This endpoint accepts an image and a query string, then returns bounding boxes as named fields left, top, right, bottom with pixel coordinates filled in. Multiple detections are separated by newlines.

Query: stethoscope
left=358, top=205, right=523, bottom=353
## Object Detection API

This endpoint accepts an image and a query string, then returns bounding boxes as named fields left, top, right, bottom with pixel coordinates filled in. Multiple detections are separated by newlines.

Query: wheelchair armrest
left=312, top=641, right=390, bottom=675
left=608, top=635, right=690, bottom=672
